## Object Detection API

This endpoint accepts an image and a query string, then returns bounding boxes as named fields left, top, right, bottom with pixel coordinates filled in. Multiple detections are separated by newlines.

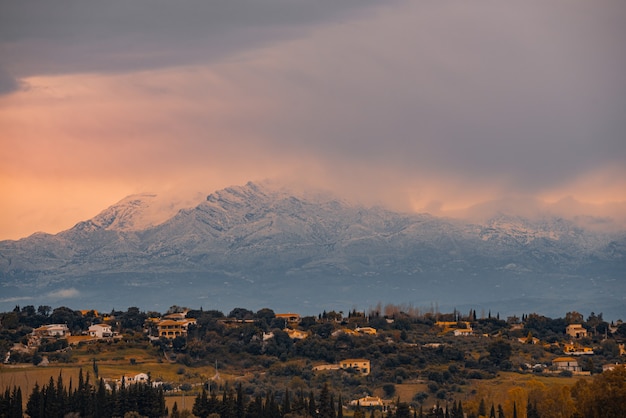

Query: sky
left=1, top=0, right=625, bottom=240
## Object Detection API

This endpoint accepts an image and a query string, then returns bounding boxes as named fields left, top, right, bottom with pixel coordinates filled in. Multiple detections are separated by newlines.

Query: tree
left=193, top=388, right=216, bottom=418
left=572, top=367, right=626, bottom=418
left=477, top=399, right=487, bottom=417
left=37, top=305, right=51, bottom=316
left=565, top=311, right=583, bottom=325
left=497, top=404, right=505, bottom=418
left=120, top=307, right=147, bottom=331
left=487, top=340, right=512, bottom=367
left=396, top=402, right=411, bottom=418
left=318, top=384, right=333, bottom=418
left=228, top=308, right=254, bottom=320
left=93, top=358, right=99, bottom=379
left=337, top=393, right=344, bottom=418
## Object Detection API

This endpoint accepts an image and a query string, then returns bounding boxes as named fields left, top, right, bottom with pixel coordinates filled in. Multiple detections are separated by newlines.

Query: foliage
left=24, top=369, right=166, bottom=418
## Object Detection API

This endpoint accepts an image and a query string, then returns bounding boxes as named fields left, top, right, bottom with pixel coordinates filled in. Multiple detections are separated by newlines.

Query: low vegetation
left=1, top=304, right=625, bottom=417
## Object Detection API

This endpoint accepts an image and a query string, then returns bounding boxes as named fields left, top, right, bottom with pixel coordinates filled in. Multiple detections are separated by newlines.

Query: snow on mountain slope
left=0, top=181, right=624, bottom=317
left=82, top=192, right=206, bottom=232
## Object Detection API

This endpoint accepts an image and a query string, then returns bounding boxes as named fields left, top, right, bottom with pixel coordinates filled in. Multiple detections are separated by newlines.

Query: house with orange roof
left=566, top=324, right=588, bottom=339
left=157, top=318, right=196, bottom=339
left=552, top=357, right=581, bottom=372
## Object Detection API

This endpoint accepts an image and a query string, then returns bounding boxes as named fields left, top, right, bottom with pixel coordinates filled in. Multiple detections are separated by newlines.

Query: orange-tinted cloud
left=1, top=0, right=625, bottom=239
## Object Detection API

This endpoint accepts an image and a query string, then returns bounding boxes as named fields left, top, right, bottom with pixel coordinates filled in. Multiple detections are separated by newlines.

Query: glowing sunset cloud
left=1, top=0, right=625, bottom=239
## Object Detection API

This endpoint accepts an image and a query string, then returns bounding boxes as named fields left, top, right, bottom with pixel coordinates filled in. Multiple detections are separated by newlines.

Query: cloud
left=0, top=0, right=391, bottom=83
left=46, top=288, right=80, bottom=299
left=0, top=0, right=625, bottom=239
left=0, top=296, right=33, bottom=303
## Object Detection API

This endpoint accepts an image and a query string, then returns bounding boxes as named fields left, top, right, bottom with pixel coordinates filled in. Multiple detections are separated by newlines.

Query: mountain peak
left=1, top=181, right=625, bottom=318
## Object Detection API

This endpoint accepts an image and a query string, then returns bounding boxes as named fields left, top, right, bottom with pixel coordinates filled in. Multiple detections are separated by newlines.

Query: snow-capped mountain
left=0, top=182, right=624, bottom=318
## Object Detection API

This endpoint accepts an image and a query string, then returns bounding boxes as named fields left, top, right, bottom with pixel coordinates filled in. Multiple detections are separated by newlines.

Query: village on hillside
left=1, top=304, right=625, bottom=417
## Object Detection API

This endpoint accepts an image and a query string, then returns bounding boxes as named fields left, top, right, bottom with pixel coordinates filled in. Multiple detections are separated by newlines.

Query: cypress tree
left=26, top=383, right=42, bottom=418
left=396, top=402, right=412, bottom=418
left=337, top=393, right=344, bottom=418
left=171, top=402, right=180, bottom=418
left=222, top=387, right=236, bottom=418
left=245, top=395, right=263, bottom=418
left=318, top=384, right=332, bottom=418
left=478, top=399, right=487, bottom=417
left=10, top=387, right=22, bottom=418
left=193, top=388, right=209, bottom=418
left=282, top=388, right=291, bottom=416
left=95, top=378, right=108, bottom=418
left=309, top=391, right=317, bottom=417
left=236, top=383, right=245, bottom=418
left=497, top=404, right=505, bottom=418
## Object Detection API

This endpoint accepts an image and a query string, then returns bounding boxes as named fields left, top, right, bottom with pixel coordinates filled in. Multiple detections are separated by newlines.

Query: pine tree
left=489, top=404, right=496, bottom=418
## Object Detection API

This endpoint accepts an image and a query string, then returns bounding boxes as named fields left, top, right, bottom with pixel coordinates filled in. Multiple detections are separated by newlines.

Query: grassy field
left=1, top=357, right=592, bottom=417
left=0, top=365, right=83, bottom=399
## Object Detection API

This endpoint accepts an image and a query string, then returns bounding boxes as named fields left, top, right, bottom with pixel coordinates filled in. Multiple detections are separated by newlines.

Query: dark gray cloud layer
left=237, top=1, right=626, bottom=195
left=0, top=0, right=390, bottom=87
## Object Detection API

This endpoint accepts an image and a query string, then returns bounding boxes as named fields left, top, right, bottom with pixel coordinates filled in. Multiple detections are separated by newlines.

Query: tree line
left=1, top=369, right=166, bottom=418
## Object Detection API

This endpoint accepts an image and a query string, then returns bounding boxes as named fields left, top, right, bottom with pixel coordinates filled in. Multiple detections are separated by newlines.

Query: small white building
left=120, top=373, right=150, bottom=386
left=350, top=396, right=383, bottom=408
left=33, top=324, right=70, bottom=338
left=88, top=324, right=113, bottom=338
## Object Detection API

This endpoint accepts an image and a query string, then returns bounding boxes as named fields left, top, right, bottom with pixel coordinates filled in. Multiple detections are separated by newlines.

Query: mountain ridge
left=0, top=181, right=624, bottom=318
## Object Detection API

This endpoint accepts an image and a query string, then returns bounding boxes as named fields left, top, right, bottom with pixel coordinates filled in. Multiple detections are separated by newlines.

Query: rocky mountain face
left=1, top=182, right=624, bottom=318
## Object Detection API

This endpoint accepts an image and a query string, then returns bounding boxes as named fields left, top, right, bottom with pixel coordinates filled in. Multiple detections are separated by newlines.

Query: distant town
left=1, top=304, right=625, bottom=417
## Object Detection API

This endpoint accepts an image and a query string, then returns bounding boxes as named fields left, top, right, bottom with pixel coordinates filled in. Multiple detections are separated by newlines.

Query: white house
left=350, top=396, right=383, bottom=407
left=33, top=324, right=70, bottom=338
left=88, top=324, right=113, bottom=338
left=120, top=373, right=150, bottom=386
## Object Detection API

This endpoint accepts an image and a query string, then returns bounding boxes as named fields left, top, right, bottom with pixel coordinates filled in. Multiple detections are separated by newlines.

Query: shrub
left=382, top=383, right=396, bottom=397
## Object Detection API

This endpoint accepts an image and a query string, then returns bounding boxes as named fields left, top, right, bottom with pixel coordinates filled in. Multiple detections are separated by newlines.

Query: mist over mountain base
left=1, top=270, right=623, bottom=320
